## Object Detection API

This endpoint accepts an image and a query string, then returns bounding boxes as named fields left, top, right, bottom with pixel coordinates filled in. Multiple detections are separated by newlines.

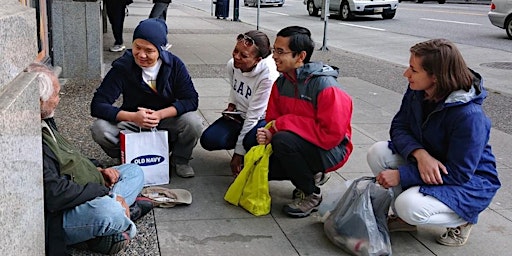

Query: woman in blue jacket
left=367, top=39, right=500, bottom=247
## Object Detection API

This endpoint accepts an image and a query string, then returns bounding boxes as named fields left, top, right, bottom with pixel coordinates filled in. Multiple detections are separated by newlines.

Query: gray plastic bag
left=324, top=177, right=393, bottom=256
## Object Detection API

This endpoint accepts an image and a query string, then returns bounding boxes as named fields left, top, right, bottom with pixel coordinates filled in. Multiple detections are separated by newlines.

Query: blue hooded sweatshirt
left=90, top=49, right=198, bottom=122
left=389, top=70, right=500, bottom=224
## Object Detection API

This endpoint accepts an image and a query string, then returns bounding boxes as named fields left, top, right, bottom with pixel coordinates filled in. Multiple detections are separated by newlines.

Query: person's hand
left=132, top=107, right=160, bottom=129
left=230, top=153, right=244, bottom=177
left=413, top=149, right=447, bottom=185
left=226, top=103, right=236, bottom=112
left=99, top=167, right=120, bottom=188
left=256, top=128, right=272, bottom=145
left=376, top=169, right=400, bottom=189
left=115, top=195, right=130, bottom=218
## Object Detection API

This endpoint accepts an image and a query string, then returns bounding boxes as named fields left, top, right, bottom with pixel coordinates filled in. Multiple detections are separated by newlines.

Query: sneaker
left=174, top=163, right=195, bottom=178
left=109, top=44, right=126, bottom=52
left=436, top=223, right=473, bottom=247
left=129, top=197, right=154, bottom=222
left=292, top=172, right=331, bottom=199
left=85, top=232, right=130, bottom=254
left=283, top=192, right=322, bottom=218
left=387, top=215, right=417, bottom=232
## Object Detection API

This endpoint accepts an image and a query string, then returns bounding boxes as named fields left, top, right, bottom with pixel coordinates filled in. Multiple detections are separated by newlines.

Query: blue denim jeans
left=62, top=163, right=144, bottom=245
left=200, top=117, right=265, bottom=152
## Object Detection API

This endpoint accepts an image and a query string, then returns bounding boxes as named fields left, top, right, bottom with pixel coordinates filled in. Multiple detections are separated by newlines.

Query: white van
left=304, top=0, right=399, bottom=20
left=488, top=0, right=512, bottom=39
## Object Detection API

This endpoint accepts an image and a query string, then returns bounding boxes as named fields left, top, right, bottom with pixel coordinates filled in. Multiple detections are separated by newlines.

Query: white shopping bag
left=120, top=129, right=170, bottom=186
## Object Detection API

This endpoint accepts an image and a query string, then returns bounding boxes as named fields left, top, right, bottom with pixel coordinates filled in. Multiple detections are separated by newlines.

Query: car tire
left=278, top=4, right=283, bottom=7
left=244, top=0, right=248, bottom=6
left=438, top=0, right=446, bottom=3
left=307, top=0, right=319, bottom=16
left=382, top=11, right=395, bottom=19
left=506, top=16, right=512, bottom=39
left=340, top=1, right=353, bottom=21
left=416, top=0, right=424, bottom=3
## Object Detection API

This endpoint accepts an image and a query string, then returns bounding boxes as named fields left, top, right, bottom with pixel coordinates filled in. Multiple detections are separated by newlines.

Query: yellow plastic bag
left=224, top=143, right=272, bottom=216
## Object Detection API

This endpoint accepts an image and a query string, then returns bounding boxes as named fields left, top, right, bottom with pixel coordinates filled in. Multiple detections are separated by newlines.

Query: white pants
left=367, top=141, right=466, bottom=228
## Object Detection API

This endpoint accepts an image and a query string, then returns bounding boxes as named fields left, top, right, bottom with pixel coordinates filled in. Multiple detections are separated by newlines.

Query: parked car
left=244, top=0, right=284, bottom=7
left=488, top=0, right=512, bottom=39
left=304, top=0, right=399, bottom=20
left=398, top=0, right=445, bottom=3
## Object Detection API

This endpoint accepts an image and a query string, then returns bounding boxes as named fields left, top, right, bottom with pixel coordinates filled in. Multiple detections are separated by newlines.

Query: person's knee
left=91, top=119, right=118, bottom=144
left=395, top=191, right=428, bottom=225
left=178, top=112, right=204, bottom=138
left=119, top=163, right=144, bottom=186
left=367, top=141, right=391, bottom=174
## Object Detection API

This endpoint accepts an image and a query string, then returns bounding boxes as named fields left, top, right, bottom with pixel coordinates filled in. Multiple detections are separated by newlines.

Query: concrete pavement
left=68, top=1, right=512, bottom=255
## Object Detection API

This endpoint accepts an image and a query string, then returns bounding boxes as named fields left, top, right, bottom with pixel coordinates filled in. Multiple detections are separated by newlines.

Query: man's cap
left=141, top=186, right=192, bottom=208
left=133, top=18, right=168, bottom=56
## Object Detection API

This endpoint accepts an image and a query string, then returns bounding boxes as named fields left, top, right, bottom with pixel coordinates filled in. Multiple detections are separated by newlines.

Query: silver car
left=488, top=0, right=512, bottom=39
left=304, top=0, right=399, bottom=20
left=244, top=0, right=284, bottom=7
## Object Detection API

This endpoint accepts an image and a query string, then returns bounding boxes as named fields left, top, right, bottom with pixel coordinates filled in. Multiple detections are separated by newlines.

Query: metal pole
left=211, top=0, right=214, bottom=16
left=320, top=0, right=329, bottom=51
left=257, top=0, right=261, bottom=30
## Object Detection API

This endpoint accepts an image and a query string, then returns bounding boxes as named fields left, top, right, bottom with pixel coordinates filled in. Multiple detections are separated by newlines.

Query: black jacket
left=43, top=118, right=109, bottom=255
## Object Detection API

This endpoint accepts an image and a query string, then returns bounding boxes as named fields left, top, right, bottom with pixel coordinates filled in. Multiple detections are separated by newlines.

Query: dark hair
left=244, top=30, right=272, bottom=58
left=410, top=39, right=473, bottom=100
left=276, top=26, right=315, bottom=63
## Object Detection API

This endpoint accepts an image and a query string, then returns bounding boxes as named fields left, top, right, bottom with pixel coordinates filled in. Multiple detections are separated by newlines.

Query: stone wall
left=0, top=0, right=44, bottom=254
left=51, top=0, right=104, bottom=79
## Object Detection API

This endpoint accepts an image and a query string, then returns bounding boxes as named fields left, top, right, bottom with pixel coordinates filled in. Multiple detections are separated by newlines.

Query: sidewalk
left=67, top=1, right=512, bottom=255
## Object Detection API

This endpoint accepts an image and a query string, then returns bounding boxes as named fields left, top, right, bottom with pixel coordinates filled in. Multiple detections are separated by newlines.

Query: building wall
left=0, top=0, right=44, bottom=254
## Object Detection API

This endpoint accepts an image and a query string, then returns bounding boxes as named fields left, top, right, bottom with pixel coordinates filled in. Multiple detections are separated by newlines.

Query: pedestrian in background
left=149, top=0, right=172, bottom=21
left=106, top=0, right=132, bottom=52
left=200, top=30, right=279, bottom=177
left=367, top=38, right=501, bottom=247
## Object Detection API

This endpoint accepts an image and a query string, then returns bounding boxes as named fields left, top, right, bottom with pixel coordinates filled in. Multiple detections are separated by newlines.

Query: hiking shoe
left=85, top=232, right=130, bottom=255
left=292, top=172, right=330, bottom=199
left=283, top=192, right=322, bottom=218
left=174, top=163, right=195, bottom=178
left=109, top=44, right=126, bottom=52
left=387, top=215, right=417, bottom=232
left=129, top=197, right=154, bottom=222
left=436, top=223, right=473, bottom=247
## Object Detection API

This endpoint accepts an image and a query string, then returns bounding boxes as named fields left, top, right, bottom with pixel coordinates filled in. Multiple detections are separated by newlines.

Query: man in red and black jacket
left=257, top=26, right=353, bottom=218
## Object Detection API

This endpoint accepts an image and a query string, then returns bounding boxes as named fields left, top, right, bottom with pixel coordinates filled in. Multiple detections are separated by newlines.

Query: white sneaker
left=109, top=45, right=126, bottom=52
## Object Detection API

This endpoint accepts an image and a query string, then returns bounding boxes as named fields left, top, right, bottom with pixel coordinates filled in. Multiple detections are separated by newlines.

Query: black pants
left=269, top=131, right=324, bottom=195
left=106, top=0, right=127, bottom=45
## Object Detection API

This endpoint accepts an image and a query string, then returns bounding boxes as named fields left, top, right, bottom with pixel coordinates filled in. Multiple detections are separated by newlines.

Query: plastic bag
left=224, top=144, right=272, bottom=216
left=324, top=177, right=393, bottom=256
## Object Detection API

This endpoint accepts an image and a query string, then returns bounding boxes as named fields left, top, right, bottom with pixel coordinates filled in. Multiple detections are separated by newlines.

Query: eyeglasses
left=237, top=34, right=256, bottom=48
left=271, top=48, right=294, bottom=56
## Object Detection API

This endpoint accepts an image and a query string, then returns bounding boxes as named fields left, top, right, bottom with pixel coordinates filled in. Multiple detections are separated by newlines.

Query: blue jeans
left=149, top=2, right=169, bottom=21
left=200, top=117, right=265, bottom=152
left=63, top=163, right=144, bottom=245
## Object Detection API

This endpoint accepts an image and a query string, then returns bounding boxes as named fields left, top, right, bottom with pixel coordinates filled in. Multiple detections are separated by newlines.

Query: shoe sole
left=109, top=48, right=125, bottom=52
left=177, top=173, right=195, bottom=178
left=284, top=207, right=319, bottom=218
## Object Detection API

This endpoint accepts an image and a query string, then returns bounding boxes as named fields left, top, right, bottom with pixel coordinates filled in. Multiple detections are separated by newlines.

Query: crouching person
left=29, top=63, right=151, bottom=255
